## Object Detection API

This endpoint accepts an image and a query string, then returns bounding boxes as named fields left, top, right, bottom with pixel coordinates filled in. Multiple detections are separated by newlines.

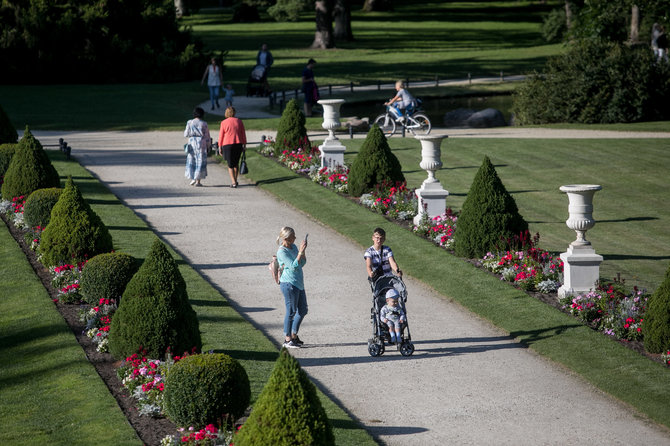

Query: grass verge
left=244, top=146, right=670, bottom=429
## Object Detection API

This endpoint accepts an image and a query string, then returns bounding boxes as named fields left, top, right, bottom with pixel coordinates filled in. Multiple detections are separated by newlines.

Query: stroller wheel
left=400, top=341, right=415, bottom=357
left=368, top=340, right=385, bottom=357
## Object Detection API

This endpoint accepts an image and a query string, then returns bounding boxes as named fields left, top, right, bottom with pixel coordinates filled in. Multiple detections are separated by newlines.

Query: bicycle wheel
left=373, top=113, right=396, bottom=137
left=408, top=113, right=431, bottom=135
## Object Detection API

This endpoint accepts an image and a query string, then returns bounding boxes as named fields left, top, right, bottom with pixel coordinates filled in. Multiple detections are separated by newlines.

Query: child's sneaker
left=283, top=340, right=300, bottom=349
left=293, top=336, right=304, bottom=346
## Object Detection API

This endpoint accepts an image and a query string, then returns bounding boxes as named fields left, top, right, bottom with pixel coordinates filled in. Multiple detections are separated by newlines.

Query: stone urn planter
left=413, top=134, right=449, bottom=226
left=557, top=184, right=603, bottom=298
left=317, top=99, right=346, bottom=169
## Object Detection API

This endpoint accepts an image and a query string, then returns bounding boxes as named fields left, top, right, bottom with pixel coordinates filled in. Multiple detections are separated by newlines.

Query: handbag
left=184, top=143, right=191, bottom=153
left=239, top=151, right=249, bottom=175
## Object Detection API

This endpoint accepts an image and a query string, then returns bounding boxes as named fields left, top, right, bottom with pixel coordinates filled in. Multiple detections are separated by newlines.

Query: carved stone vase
left=318, top=99, right=346, bottom=169
left=413, top=134, right=449, bottom=226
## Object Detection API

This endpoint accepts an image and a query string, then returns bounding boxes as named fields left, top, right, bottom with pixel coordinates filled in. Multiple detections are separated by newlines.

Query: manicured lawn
left=0, top=223, right=140, bottom=446
left=41, top=150, right=376, bottom=446
left=243, top=145, right=670, bottom=429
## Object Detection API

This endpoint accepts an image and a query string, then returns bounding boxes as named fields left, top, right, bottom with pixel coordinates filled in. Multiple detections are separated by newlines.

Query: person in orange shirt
left=217, top=107, right=247, bottom=188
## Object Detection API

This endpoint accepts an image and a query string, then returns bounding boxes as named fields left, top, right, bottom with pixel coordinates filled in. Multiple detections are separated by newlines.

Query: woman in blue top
left=276, top=226, right=309, bottom=348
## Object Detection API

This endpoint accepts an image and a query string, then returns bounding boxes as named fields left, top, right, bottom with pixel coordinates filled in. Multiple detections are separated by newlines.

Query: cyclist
left=384, top=80, right=417, bottom=122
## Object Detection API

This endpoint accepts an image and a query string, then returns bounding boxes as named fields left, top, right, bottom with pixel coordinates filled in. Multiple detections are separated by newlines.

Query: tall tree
left=311, top=0, right=334, bottom=49
left=630, top=5, right=640, bottom=42
left=362, top=0, right=392, bottom=11
left=333, top=0, right=354, bottom=41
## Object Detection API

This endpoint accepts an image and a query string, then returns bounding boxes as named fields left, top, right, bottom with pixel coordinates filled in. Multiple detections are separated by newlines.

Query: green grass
left=0, top=222, right=141, bottom=445
left=244, top=144, right=670, bottom=429
left=38, top=150, right=375, bottom=446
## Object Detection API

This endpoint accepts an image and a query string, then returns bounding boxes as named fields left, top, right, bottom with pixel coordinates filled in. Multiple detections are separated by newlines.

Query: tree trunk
left=333, top=0, right=354, bottom=41
left=311, top=0, right=335, bottom=49
left=362, top=0, right=392, bottom=12
left=564, top=0, right=572, bottom=30
left=174, top=0, right=185, bottom=18
left=629, top=5, right=640, bottom=43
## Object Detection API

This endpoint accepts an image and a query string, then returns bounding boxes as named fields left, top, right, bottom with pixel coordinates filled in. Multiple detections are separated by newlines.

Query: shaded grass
left=0, top=223, right=141, bottom=446
left=44, top=150, right=376, bottom=446
left=244, top=146, right=670, bottom=429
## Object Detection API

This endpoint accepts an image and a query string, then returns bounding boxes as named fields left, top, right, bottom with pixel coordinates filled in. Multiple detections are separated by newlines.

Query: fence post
left=282, top=90, right=286, bottom=102
left=279, top=99, right=285, bottom=113
left=349, top=125, right=354, bottom=139
left=500, top=71, right=504, bottom=81
left=350, top=81, right=354, bottom=93
left=329, top=85, right=332, bottom=96
left=295, top=89, right=299, bottom=99
left=377, top=81, right=381, bottom=91
left=405, top=78, right=409, bottom=88
left=435, top=74, right=439, bottom=87
left=468, top=73, right=471, bottom=85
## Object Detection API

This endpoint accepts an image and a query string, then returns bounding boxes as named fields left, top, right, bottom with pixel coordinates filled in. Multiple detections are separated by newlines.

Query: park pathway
left=34, top=129, right=670, bottom=445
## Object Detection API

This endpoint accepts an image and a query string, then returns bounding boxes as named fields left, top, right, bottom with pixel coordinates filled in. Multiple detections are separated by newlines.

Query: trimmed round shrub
left=235, top=348, right=334, bottom=446
left=643, top=264, right=670, bottom=354
left=275, top=98, right=310, bottom=152
left=163, top=353, right=250, bottom=428
left=108, top=238, right=202, bottom=360
left=453, top=155, right=528, bottom=259
left=80, top=252, right=138, bottom=305
left=23, top=187, right=62, bottom=228
left=347, top=125, right=405, bottom=197
left=39, top=177, right=113, bottom=267
left=0, top=143, right=18, bottom=179
left=0, top=104, right=18, bottom=144
left=1, top=127, right=60, bottom=200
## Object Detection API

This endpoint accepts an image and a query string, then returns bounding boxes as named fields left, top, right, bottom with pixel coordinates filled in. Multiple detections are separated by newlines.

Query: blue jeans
left=208, top=86, right=220, bottom=107
left=280, top=282, right=308, bottom=336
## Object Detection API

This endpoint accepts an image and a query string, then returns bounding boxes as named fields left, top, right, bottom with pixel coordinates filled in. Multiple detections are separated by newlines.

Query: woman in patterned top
left=364, top=227, right=402, bottom=282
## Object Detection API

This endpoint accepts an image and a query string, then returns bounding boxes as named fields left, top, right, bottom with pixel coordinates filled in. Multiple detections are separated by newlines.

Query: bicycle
left=373, top=104, right=431, bottom=138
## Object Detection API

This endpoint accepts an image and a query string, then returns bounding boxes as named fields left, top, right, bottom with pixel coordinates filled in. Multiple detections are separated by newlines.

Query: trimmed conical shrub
left=275, top=98, right=310, bottom=152
left=453, top=155, right=528, bottom=258
left=0, top=104, right=18, bottom=144
left=80, top=252, right=139, bottom=305
left=347, top=125, right=405, bottom=197
left=108, top=238, right=202, bottom=360
left=0, top=143, right=18, bottom=179
left=163, top=353, right=250, bottom=428
left=1, top=127, right=60, bottom=200
left=39, top=177, right=113, bottom=267
left=23, top=187, right=63, bottom=228
left=643, top=264, right=670, bottom=354
left=235, top=348, right=335, bottom=446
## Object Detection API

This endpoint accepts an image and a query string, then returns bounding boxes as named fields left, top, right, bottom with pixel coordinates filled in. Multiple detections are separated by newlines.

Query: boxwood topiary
left=163, top=353, right=250, bottom=428
left=80, top=252, right=139, bottom=305
left=235, top=348, right=334, bottom=446
left=452, top=155, right=528, bottom=259
left=1, top=127, right=60, bottom=201
left=23, top=187, right=62, bottom=229
left=39, top=177, right=113, bottom=267
left=108, top=238, right=202, bottom=360
left=643, top=264, right=670, bottom=354
left=275, top=98, right=310, bottom=152
left=347, top=125, right=405, bottom=197
left=0, top=143, right=18, bottom=179
left=0, top=104, right=18, bottom=144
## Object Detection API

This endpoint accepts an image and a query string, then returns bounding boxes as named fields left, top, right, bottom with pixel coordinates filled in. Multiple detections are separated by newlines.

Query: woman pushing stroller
left=364, top=227, right=402, bottom=282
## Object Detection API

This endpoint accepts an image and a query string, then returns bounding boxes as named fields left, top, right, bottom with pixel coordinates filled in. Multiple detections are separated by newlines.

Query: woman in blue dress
left=184, top=107, right=211, bottom=187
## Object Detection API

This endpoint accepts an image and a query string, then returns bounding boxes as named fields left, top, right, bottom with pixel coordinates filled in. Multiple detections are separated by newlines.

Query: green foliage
left=39, top=177, right=113, bottom=267
left=644, top=264, right=670, bottom=354
left=108, top=238, right=202, bottom=360
left=23, top=187, right=62, bottom=229
left=347, top=125, right=405, bottom=197
left=235, top=348, right=334, bottom=446
left=1, top=128, right=60, bottom=200
left=513, top=41, right=670, bottom=124
left=0, top=104, right=18, bottom=143
left=163, top=353, right=250, bottom=428
left=0, top=0, right=205, bottom=83
left=542, top=7, right=567, bottom=43
left=0, top=143, right=17, bottom=178
left=275, top=99, right=310, bottom=152
left=80, top=252, right=139, bottom=305
left=268, top=0, right=308, bottom=22
left=233, top=2, right=261, bottom=22
left=453, top=156, right=528, bottom=259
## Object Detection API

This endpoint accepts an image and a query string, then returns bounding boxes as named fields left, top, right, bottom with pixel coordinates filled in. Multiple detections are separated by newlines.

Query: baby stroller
left=246, top=64, right=270, bottom=97
left=367, top=274, right=415, bottom=357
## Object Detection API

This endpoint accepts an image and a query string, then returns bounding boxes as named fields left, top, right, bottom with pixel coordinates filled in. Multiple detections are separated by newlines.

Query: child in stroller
left=246, top=64, right=270, bottom=97
left=367, top=273, right=414, bottom=357
left=380, top=289, right=405, bottom=344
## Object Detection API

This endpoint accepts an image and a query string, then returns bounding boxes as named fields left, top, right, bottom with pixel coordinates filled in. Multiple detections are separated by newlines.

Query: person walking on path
left=201, top=57, right=223, bottom=110
left=364, top=227, right=402, bottom=283
left=223, top=84, right=235, bottom=108
left=256, top=43, right=274, bottom=69
left=276, top=227, right=308, bottom=348
left=301, top=58, right=318, bottom=117
left=184, top=107, right=211, bottom=187
left=217, top=106, right=247, bottom=188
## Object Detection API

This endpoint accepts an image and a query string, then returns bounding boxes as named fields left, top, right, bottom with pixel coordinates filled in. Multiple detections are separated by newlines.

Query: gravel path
left=33, top=128, right=670, bottom=445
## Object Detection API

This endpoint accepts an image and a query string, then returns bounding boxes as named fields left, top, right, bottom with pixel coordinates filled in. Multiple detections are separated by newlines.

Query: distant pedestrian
left=256, top=43, right=274, bottom=69
left=201, top=57, right=223, bottom=110
left=217, top=106, right=247, bottom=188
left=301, top=58, right=318, bottom=117
left=657, top=26, right=669, bottom=63
left=184, top=107, right=211, bottom=187
left=276, top=227, right=309, bottom=348
left=223, top=84, right=235, bottom=108
left=385, top=80, right=417, bottom=121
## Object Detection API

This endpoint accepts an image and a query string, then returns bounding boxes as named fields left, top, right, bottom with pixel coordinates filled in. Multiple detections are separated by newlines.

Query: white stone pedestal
left=413, top=134, right=449, bottom=226
left=318, top=99, right=346, bottom=169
